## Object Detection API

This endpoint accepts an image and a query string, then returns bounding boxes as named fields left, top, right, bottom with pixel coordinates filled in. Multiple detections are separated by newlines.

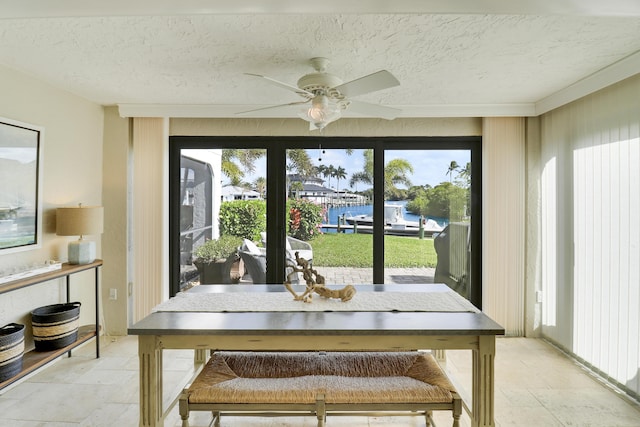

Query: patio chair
left=238, top=250, right=266, bottom=284
left=260, top=232, right=313, bottom=265
left=239, top=239, right=299, bottom=284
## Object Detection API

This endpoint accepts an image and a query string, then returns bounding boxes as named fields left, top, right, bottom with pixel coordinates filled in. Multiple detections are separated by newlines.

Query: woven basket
left=31, top=302, right=81, bottom=351
left=0, top=323, right=25, bottom=382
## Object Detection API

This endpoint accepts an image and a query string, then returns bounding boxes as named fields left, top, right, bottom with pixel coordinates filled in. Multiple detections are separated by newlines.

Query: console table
left=0, top=259, right=102, bottom=390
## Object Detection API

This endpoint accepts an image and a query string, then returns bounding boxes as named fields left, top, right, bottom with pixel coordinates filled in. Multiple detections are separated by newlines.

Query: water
left=322, top=201, right=447, bottom=233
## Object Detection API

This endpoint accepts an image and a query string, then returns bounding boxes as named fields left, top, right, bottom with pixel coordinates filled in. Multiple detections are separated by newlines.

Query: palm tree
left=287, top=149, right=315, bottom=178
left=446, top=160, right=460, bottom=182
left=334, top=166, right=347, bottom=192
left=349, top=149, right=413, bottom=198
left=457, top=162, right=471, bottom=188
left=253, top=177, right=266, bottom=198
left=324, top=164, right=336, bottom=189
left=315, top=164, right=327, bottom=180
left=384, top=159, right=413, bottom=195
left=349, top=149, right=374, bottom=188
left=289, top=181, right=304, bottom=199
left=221, top=149, right=265, bottom=184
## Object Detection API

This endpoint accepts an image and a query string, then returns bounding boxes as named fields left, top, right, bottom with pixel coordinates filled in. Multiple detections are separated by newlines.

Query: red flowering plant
left=286, top=199, right=324, bottom=241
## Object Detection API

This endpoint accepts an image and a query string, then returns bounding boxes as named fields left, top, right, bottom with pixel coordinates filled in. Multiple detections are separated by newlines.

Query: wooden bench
left=179, top=351, right=462, bottom=427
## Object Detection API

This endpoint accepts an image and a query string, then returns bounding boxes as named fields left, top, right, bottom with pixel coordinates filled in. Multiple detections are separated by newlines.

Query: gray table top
left=128, top=284, right=504, bottom=336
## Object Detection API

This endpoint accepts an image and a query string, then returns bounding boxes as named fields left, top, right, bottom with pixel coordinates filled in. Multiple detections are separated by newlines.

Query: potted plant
left=193, top=235, right=243, bottom=284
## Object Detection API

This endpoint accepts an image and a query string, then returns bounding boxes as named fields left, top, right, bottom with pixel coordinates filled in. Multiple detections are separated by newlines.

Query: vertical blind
left=482, top=117, right=526, bottom=336
left=132, top=117, right=169, bottom=322
left=540, top=75, right=640, bottom=399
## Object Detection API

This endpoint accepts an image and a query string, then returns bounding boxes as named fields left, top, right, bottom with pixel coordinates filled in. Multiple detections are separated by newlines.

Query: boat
left=345, top=204, right=444, bottom=236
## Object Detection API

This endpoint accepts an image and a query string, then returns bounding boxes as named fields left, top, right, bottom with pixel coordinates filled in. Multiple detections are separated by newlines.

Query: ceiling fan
left=240, top=57, right=401, bottom=130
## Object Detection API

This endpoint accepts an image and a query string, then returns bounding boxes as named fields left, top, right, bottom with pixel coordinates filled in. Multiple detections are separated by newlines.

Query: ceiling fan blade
left=347, top=100, right=401, bottom=120
left=244, top=73, right=314, bottom=97
left=334, top=70, right=400, bottom=97
left=236, top=100, right=310, bottom=115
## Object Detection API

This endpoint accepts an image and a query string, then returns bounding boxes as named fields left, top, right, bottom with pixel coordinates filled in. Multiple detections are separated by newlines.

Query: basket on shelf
left=31, top=302, right=81, bottom=351
left=0, top=323, right=25, bottom=382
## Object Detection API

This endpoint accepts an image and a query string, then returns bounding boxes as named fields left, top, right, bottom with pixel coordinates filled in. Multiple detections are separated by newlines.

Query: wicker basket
left=0, top=323, right=25, bottom=382
left=31, top=302, right=81, bottom=351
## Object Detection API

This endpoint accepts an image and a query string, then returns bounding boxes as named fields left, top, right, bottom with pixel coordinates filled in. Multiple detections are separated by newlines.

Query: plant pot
left=31, top=302, right=81, bottom=351
left=0, top=323, right=25, bottom=382
left=194, top=256, right=237, bottom=284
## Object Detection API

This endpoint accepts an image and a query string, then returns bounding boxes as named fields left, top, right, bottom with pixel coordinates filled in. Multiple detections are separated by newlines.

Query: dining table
left=128, top=283, right=504, bottom=427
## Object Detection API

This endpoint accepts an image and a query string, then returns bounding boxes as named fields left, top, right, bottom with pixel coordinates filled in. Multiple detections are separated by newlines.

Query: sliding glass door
left=169, top=136, right=481, bottom=307
left=383, top=148, right=475, bottom=300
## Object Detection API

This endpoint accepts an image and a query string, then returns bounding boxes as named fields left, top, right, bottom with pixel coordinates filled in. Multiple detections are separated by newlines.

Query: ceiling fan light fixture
left=298, top=94, right=341, bottom=130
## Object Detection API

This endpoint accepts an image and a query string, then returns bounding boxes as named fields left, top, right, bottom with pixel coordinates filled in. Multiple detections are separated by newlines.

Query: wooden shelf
left=0, top=260, right=103, bottom=294
left=0, top=260, right=102, bottom=391
left=0, top=325, right=98, bottom=390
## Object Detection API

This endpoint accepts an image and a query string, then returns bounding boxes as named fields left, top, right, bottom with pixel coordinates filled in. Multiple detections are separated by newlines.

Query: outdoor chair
left=239, top=239, right=299, bottom=284
left=260, top=232, right=313, bottom=265
left=238, top=250, right=266, bottom=284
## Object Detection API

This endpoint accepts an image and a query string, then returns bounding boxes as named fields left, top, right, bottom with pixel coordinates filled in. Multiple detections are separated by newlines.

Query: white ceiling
left=1, top=1, right=640, bottom=119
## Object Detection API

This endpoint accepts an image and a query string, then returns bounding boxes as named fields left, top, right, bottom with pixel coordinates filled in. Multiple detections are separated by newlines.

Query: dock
left=320, top=223, right=441, bottom=237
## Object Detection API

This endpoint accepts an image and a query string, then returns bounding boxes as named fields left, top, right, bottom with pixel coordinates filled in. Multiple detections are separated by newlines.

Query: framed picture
left=0, top=117, right=43, bottom=254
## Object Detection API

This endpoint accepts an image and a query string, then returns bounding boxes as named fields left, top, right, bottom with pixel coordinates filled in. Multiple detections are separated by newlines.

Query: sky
left=242, top=148, right=470, bottom=191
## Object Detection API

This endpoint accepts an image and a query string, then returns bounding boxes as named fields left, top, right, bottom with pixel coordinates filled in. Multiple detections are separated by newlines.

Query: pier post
left=419, top=216, right=425, bottom=239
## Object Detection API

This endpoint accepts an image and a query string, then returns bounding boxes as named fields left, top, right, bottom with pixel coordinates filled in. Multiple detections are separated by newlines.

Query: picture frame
left=0, top=117, right=43, bottom=254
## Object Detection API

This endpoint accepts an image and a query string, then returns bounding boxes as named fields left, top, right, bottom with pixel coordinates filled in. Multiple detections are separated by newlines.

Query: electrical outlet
left=109, top=288, right=117, bottom=300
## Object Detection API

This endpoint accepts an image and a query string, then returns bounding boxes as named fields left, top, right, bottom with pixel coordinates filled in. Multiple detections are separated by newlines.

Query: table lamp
left=56, top=204, right=104, bottom=264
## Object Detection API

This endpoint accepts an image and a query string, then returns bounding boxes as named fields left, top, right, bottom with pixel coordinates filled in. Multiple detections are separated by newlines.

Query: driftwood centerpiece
left=284, top=253, right=356, bottom=303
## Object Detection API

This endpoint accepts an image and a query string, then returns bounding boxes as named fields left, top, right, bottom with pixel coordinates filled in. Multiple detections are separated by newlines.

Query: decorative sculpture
left=284, top=252, right=356, bottom=303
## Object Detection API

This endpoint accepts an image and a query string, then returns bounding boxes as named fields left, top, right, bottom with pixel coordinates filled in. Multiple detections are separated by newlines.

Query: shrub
left=193, top=235, right=243, bottom=262
left=287, top=199, right=324, bottom=241
left=219, top=200, right=266, bottom=241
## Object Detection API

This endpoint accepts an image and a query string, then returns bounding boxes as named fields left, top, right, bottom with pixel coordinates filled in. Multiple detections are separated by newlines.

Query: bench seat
left=180, top=351, right=462, bottom=426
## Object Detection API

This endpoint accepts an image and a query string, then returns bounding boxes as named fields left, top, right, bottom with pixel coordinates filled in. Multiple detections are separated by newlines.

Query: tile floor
left=0, top=336, right=638, bottom=426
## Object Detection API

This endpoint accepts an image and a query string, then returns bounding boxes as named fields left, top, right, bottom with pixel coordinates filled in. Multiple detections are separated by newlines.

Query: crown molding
left=535, top=49, right=640, bottom=115
left=118, top=103, right=537, bottom=119
left=4, top=0, right=640, bottom=19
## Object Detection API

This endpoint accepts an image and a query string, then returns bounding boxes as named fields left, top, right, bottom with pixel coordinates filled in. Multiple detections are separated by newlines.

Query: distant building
left=221, top=185, right=262, bottom=201
left=288, top=174, right=367, bottom=206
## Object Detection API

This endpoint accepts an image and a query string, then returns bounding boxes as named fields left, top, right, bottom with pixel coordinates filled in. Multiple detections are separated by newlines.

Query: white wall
left=0, top=65, right=104, bottom=348
left=538, top=73, right=640, bottom=399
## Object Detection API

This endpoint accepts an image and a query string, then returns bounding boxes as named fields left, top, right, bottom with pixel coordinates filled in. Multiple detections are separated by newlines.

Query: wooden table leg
left=471, top=335, right=496, bottom=427
left=139, top=335, right=164, bottom=427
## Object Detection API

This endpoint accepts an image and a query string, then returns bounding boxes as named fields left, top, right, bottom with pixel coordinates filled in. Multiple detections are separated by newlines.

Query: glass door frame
left=169, top=136, right=482, bottom=307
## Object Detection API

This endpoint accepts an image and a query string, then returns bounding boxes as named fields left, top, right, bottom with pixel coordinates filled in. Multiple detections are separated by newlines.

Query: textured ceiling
left=1, top=1, right=640, bottom=118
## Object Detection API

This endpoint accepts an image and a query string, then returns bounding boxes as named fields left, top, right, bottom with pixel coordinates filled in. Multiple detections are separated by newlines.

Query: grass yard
left=310, top=233, right=438, bottom=268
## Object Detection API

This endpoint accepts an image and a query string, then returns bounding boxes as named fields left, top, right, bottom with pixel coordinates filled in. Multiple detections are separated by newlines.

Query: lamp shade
left=56, top=205, right=103, bottom=265
left=56, top=205, right=104, bottom=237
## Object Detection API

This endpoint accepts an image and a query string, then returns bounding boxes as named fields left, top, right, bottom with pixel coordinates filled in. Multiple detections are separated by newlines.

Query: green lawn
left=310, top=233, right=437, bottom=268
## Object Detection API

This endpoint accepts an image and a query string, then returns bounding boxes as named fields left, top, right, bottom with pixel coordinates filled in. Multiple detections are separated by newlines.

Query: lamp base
left=68, top=240, right=95, bottom=265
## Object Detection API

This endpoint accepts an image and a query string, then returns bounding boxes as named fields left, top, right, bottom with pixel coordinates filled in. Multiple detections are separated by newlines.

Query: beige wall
left=0, top=65, right=104, bottom=349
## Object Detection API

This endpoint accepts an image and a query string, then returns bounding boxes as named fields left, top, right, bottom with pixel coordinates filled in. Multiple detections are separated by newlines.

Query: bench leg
left=212, top=411, right=221, bottom=427
left=178, top=391, right=190, bottom=427
left=425, top=410, right=434, bottom=426
left=452, top=393, right=463, bottom=427
left=316, top=395, right=326, bottom=427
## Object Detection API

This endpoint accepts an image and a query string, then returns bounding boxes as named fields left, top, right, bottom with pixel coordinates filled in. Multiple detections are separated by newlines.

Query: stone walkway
left=235, top=267, right=436, bottom=286
left=308, top=266, right=436, bottom=285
